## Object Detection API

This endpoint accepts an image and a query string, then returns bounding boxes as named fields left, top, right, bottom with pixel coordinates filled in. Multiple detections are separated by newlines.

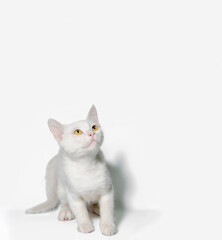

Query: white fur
left=26, top=105, right=117, bottom=236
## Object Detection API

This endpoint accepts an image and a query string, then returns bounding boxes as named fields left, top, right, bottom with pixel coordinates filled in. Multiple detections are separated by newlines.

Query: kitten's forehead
left=66, top=120, right=91, bottom=132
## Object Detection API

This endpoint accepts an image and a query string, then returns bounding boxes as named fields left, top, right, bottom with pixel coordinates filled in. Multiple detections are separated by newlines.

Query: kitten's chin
left=60, top=139, right=102, bottom=157
left=84, top=140, right=97, bottom=149
left=61, top=145, right=99, bottom=158
left=83, top=141, right=102, bottom=155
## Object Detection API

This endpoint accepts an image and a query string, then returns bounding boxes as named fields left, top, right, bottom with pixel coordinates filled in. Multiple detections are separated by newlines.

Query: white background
left=0, top=0, right=222, bottom=239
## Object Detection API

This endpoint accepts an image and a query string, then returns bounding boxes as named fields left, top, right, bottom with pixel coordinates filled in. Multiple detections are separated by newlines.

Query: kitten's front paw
left=100, top=221, right=117, bottom=236
left=58, top=208, right=75, bottom=221
left=78, top=222, right=94, bottom=233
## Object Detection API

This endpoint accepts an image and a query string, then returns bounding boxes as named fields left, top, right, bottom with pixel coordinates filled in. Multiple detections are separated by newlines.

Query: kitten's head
left=48, top=105, right=104, bottom=156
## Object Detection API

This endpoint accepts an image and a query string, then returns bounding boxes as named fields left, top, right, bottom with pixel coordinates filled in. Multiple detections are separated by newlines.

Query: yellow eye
left=74, top=129, right=82, bottom=135
left=92, top=125, right=98, bottom=131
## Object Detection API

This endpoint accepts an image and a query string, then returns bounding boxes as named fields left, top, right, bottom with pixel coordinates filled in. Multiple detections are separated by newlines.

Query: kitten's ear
left=87, top=104, right=99, bottom=124
left=48, top=119, right=64, bottom=142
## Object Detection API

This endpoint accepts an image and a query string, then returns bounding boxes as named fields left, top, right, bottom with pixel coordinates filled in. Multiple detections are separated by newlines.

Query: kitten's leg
left=99, top=189, right=117, bottom=236
left=58, top=203, right=75, bottom=221
left=67, top=193, right=94, bottom=233
left=57, top=181, right=75, bottom=221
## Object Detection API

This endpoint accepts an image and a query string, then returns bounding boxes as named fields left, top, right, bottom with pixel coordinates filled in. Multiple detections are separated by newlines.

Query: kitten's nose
left=88, top=132, right=95, bottom=137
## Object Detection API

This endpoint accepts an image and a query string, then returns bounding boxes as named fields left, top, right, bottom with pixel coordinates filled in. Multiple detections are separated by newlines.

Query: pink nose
left=88, top=132, right=95, bottom=137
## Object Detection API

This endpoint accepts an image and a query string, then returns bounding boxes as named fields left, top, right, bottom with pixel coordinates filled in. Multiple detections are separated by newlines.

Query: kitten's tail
left=25, top=157, right=59, bottom=214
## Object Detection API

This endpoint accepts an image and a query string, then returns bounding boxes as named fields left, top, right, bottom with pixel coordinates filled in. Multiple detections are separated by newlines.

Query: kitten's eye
left=92, top=125, right=98, bottom=131
left=74, top=129, right=82, bottom=135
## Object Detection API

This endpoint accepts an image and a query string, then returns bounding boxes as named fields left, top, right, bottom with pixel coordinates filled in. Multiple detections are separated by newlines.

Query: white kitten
left=26, top=105, right=117, bottom=236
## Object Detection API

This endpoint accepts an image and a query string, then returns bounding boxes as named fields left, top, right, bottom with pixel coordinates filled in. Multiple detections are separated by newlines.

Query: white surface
left=3, top=208, right=161, bottom=240
left=0, top=0, right=222, bottom=239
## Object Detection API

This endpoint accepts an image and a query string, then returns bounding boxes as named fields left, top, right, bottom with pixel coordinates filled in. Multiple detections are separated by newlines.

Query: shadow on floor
left=107, top=152, right=136, bottom=226
left=107, top=152, right=162, bottom=229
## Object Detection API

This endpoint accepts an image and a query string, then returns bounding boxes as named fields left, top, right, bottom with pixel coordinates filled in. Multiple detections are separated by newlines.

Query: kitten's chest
left=62, top=158, right=111, bottom=199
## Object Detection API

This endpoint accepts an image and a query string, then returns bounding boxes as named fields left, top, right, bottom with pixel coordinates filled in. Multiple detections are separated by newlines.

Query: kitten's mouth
left=85, top=139, right=97, bottom=148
